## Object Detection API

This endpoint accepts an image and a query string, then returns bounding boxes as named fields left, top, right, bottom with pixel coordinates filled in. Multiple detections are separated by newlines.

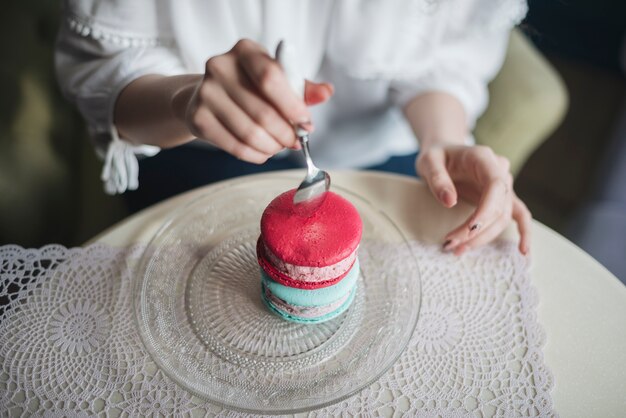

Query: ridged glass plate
left=134, top=175, right=420, bottom=414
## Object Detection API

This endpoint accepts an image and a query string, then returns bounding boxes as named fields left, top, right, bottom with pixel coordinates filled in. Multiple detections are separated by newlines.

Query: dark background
left=519, top=0, right=626, bottom=224
left=516, top=0, right=626, bottom=280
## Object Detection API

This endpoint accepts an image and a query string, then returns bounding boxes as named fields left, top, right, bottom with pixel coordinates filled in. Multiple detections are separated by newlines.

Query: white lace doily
left=0, top=241, right=555, bottom=416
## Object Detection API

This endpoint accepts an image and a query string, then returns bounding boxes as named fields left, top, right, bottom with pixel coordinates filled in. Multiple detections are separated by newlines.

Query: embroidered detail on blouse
left=66, top=15, right=172, bottom=47
left=101, top=125, right=160, bottom=195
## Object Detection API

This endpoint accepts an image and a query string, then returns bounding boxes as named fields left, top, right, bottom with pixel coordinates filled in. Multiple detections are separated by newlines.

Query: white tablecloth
left=3, top=170, right=626, bottom=416
left=1, top=238, right=553, bottom=416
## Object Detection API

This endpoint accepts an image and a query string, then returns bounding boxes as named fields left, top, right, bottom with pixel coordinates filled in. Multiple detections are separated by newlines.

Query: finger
left=450, top=215, right=509, bottom=255
left=416, top=149, right=458, bottom=208
left=446, top=147, right=512, bottom=247
left=496, top=155, right=511, bottom=173
left=456, top=145, right=503, bottom=183
left=227, top=86, right=297, bottom=149
left=235, top=41, right=311, bottom=124
left=305, top=81, right=334, bottom=106
left=208, top=56, right=298, bottom=149
left=200, top=83, right=284, bottom=155
left=443, top=180, right=511, bottom=250
left=465, top=178, right=509, bottom=233
left=512, top=196, right=532, bottom=254
left=190, top=106, right=271, bottom=164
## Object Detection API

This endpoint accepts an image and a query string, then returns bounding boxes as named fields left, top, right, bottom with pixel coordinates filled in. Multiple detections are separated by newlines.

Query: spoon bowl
left=293, top=131, right=331, bottom=215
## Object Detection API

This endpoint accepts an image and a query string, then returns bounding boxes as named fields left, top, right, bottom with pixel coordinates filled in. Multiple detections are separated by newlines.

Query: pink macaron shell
left=260, top=189, right=362, bottom=267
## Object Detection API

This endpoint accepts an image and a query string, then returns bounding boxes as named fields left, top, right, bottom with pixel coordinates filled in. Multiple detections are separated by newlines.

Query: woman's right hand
left=182, top=39, right=334, bottom=163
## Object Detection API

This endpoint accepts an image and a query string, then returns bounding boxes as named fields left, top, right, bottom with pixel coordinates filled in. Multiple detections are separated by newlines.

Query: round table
left=92, top=170, right=626, bottom=417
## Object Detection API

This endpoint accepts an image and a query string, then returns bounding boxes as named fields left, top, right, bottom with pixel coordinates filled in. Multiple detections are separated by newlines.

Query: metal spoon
left=275, top=40, right=331, bottom=214
left=292, top=124, right=331, bottom=207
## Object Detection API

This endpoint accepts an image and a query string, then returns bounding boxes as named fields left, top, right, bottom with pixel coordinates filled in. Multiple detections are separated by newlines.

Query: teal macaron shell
left=262, top=285, right=357, bottom=324
left=260, top=258, right=360, bottom=307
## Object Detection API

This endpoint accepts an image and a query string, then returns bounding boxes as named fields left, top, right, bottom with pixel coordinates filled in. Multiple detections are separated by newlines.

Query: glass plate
left=134, top=175, right=421, bottom=414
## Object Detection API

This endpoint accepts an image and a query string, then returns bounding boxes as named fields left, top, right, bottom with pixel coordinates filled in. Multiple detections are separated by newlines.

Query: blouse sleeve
left=55, top=0, right=187, bottom=194
left=390, top=0, right=527, bottom=130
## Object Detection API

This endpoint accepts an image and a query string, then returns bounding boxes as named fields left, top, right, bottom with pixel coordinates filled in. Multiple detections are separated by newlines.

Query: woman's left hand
left=416, top=144, right=532, bottom=255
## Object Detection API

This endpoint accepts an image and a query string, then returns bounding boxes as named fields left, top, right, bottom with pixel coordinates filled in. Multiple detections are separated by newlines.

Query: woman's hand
left=116, top=39, right=333, bottom=159
left=416, top=144, right=532, bottom=255
left=181, top=39, right=333, bottom=163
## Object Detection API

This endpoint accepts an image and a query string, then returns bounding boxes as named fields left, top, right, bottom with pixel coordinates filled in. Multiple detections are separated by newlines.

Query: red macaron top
left=260, top=189, right=362, bottom=267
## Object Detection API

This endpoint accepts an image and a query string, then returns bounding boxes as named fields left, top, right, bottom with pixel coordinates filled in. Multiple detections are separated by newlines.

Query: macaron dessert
left=257, top=189, right=362, bottom=323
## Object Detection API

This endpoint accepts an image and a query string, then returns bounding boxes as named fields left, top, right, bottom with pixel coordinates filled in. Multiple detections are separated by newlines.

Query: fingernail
left=469, top=223, right=481, bottom=232
left=296, top=121, right=314, bottom=134
left=442, top=239, right=456, bottom=251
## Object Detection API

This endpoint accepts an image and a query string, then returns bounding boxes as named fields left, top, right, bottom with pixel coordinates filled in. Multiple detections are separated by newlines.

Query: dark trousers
left=123, top=146, right=418, bottom=214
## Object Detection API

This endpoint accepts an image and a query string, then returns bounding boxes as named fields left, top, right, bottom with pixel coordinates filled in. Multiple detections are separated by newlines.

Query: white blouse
left=55, top=0, right=527, bottom=194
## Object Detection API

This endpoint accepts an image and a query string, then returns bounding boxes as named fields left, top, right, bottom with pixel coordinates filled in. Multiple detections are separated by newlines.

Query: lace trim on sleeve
left=66, top=14, right=173, bottom=48
left=100, top=125, right=160, bottom=195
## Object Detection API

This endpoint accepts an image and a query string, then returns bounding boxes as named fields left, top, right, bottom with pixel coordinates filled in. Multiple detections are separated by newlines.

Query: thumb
left=304, top=81, right=334, bottom=106
left=416, top=150, right=458, bottom=208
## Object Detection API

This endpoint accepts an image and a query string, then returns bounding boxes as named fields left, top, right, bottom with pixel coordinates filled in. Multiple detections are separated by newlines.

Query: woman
left=55, top=0, right=531, bottom=255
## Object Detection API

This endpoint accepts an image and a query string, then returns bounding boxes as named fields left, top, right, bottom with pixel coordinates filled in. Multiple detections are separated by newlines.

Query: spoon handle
left=298, top=134, right=317, bottom=176
left=276, top=40, right=318, bottom=176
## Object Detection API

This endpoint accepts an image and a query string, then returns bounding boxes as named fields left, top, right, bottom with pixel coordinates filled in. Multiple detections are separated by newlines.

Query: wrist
left=171, top=75, right=201, bottom=122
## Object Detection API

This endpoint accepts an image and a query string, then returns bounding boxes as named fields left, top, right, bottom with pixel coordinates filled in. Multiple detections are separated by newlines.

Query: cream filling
left=264, top=285, right=351, bottom=319
left=263, top=243, right=357, bottom=282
